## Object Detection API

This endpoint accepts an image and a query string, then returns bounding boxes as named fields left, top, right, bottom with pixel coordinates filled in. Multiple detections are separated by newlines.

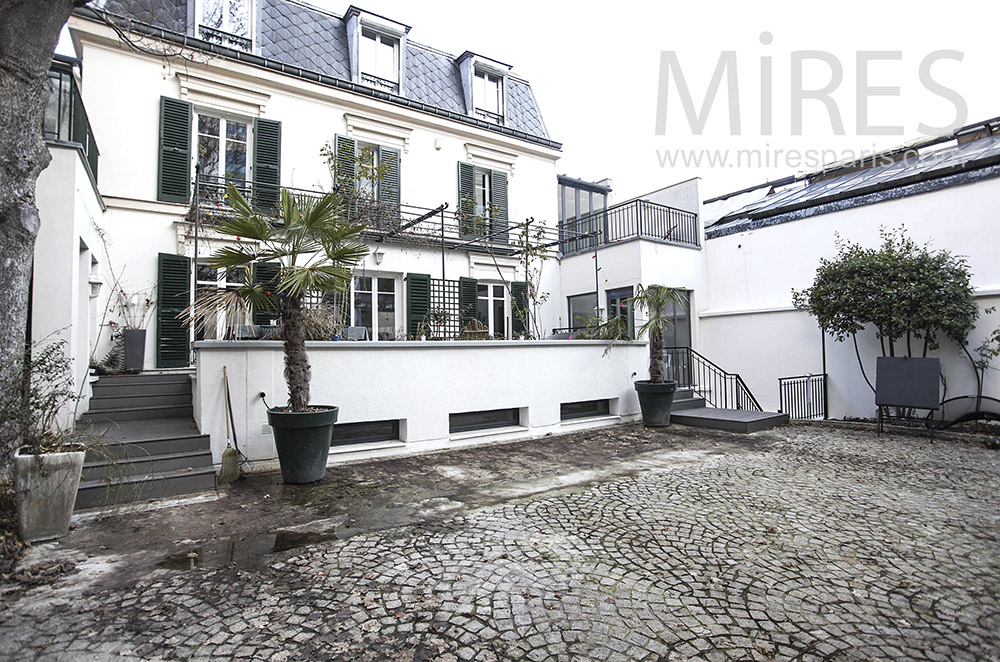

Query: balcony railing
left=43, top=60, right=100, bottom=180
left=360, top=73, right=399, bottom=94
left=193, top=175, right=526, bottom=254
left=779, top=373, right=827, bottom=420
left=557, top=199, right=699, bottom=256
left=198, top=25, right=252, bottom=51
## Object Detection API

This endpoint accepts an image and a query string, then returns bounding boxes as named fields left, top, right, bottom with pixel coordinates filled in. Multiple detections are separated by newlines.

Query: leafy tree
left=632, top=285, right=687, bottom=383
left=0, top=0, right=87, bottom=471
left=792, top=227, right=980, bottom=392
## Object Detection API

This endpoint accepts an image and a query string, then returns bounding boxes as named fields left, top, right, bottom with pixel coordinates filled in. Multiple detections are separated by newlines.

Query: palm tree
left=632, top=284, right=686, bottom=383
left=186, top=185, right=368, bottom=411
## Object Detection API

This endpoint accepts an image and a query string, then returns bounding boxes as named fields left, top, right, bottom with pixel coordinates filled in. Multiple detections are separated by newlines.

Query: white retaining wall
left=195, top=340, right=649, bottom=467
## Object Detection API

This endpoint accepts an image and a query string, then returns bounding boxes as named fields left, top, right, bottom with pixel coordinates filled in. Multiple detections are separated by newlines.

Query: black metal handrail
left=198, top=25, right=252, bottom=51
left=193, top=175, right=545, bottom=253
left=663, top=346, right=763, bottom=411
left=558, top=199, right=699, bottom=256
left=778, top=373, right=828, bottom=420
left=43, top=60, right=100, bottom=180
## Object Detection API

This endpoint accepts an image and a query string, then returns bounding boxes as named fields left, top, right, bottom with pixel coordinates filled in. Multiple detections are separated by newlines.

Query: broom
left=218, top=366, right=240, bottom=483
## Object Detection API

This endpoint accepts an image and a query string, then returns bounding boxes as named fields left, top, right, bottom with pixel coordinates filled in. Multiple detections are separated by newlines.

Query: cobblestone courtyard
left=1, top=423, right=999, bottom=661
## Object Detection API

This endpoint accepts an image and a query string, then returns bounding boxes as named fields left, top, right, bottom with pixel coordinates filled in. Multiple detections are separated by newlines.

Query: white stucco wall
left=68, top=16, right=562, bottom=368
left=701, top=177, right=1000, bottom=417
left=195, top=340, right=648, bottom=467
left=33, top=144, right=107, bottom=428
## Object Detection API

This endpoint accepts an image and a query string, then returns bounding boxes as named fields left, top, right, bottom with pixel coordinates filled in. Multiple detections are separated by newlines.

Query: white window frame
left=349, top=274, right=400, bottom=341
left=473, top=69, right=504, bottom=122
left=194, top=110, right=251, bottom=186
left=360, top=28, right=400, bottom=93
left=194, top=264, right=250, bottom=339
left=474, top=166, right=492, bottom=216
left=477, top=282, right=510, bottom=339
left=196, top=0, right=255, bottom=51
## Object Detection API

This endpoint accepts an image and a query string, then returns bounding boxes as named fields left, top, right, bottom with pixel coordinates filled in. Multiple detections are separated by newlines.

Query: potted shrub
left=631, top=285, right=686, bottom=427
left=186, top=186, right=367, bottom=484
left=5, top=340, right=87, bottom=542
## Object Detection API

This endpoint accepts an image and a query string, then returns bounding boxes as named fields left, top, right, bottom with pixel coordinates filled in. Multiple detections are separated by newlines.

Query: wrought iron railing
left=43, top=60, right=100, bottom=180
left=558, top=199, right=699, bottom=256
left=778, top=373, right=827, bottom=420
left=193, top=175, right=530, bottom=253
left=663, top=347, right=763, bottom=411
left=361, top=73, right=399, bottom=93
left=475, top=108, right=504, bottom=124
left=198, top=25, right=252, bottom=51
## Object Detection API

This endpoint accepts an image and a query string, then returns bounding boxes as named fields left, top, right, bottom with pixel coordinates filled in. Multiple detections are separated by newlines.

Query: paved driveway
left=1, top=424, right=998, bottom=661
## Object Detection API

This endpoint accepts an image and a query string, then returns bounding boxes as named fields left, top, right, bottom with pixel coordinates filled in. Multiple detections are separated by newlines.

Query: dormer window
left=458, top=52, right=511, bottom=126
left=198, top=0, right=253, bottom=51
left=474, top=70, right=504, bottom=124
left=360, top=28, right=399, bottom=93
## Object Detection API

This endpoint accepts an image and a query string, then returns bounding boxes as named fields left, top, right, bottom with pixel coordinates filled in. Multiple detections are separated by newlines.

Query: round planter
left=266, top=406, right=339, bottom=484
left=14, top=447, right=86, bottom=543
left=634, top=380, right=679, bottom=427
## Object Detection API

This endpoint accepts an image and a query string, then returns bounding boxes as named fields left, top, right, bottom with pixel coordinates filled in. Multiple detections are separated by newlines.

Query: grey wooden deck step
left=671, top=408, right=789, bottom=433
left=75, top=466, right=217, bottom=511
left=76, top=376, right=215, bottom=510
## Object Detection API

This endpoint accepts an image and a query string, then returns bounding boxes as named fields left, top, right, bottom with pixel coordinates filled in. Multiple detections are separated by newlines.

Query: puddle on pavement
left=157, top=530, right=336, bottom=571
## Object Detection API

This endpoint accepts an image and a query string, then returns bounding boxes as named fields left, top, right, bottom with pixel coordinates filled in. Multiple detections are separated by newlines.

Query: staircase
left=75, top=372, right=216, bottom=510
left=664, top=348, right=789, bottom=433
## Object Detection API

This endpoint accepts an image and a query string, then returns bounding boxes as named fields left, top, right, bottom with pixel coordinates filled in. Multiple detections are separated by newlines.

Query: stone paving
left=1, top=424, right=999, bottom=661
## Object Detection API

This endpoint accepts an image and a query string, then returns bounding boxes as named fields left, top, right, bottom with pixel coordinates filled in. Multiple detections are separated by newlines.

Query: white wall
left=33, top=144, right=107, bottom=428
left=637, top=177, right=700, bottom=214
left=701, top=177, right=1000, bottom=417
left=195, top=340, right=648, bottom=467
left=68, top=16, right=562, bottom=368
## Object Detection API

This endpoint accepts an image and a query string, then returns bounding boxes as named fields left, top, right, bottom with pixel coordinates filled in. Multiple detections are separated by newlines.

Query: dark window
left=607, top=286, right=634, bottom=338
left=567, top=292, right=598, bottom=330
left=330, top=419, right=400, bottom=446
left=560, top=399, right=611, bottom=421
left=449, top=408, right=520, bottom=434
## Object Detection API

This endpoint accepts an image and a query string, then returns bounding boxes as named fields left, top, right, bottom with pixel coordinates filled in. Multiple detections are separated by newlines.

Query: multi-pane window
left=607, top=287, right=635, bottom=338
left=474, top=70, right=504, bottom=123
left=353, top=276, right=397, bottom=340
left=357, top=141, right=381, bottom=199
left=199, top=0, right=252, bottom=50
left=360, top=29, right=399, bottom=93
left=559, top=183, right=608, bottom=252
left=197, top=114, right=248, bottom=186
left=194, top=264, right=248, bottom=340
left=477, top=283, right=507, bottom=338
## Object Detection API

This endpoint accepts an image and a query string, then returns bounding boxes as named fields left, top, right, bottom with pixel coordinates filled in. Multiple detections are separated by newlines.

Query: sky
left=62, top=0, right=999, bottom=202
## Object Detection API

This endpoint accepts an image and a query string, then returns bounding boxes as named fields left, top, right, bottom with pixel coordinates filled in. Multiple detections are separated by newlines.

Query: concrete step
left=88, top=392, right=192, bottom=410
left=91, top=380, right=191, bottom=398
left=75, top=466, right=217, bottom=511
left=82, top=449, right=214, bottom=482
left=86, top=434, right=211, bottom=461
left=79, top=404, right=194, bottom=423
left=671, top=408, right=789, bottom=434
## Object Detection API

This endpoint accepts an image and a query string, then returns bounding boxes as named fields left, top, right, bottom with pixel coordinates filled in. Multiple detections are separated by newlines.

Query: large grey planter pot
left=634, top=380, right=679, bottom=427
left=14, top=448, right=85, bottom=543
left=266, top=406, right=339, bottom=484
left=122, top=328, right=146, bottom=373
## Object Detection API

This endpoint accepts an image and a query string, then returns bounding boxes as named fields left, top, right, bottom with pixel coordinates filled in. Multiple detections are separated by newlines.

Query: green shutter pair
left=157, top=97, right=282, bottom=207
left=333, top=135, right=401, bottom=225
left=456, top=162, right=508, bottom=243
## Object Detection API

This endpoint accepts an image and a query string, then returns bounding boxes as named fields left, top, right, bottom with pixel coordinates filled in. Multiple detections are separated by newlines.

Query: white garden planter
left=14, top=447, right=85, bottom=543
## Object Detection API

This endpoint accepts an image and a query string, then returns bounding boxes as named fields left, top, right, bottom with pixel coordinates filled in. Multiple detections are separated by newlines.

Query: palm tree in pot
left=631, top=284, right=686, bottom=426
left=186, top=186, right=368, bottom=483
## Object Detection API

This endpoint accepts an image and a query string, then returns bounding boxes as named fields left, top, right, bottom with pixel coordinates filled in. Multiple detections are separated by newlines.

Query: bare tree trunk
left=280, top=295, right=310, bottom=411
left=0, top=0, right=81, bottom=471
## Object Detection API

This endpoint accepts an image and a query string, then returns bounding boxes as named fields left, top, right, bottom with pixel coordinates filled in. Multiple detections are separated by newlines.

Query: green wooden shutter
left=511, top=281, right=528, bottom=337
left=380, top=146, right=401, bottom=226
left=156, top=253, right=191, bottom=368
left=490, top=169, right=508, bottom=244
left=252, top=118, right=281, bottom=212
left=157, top=97, right=192, bottom=204
left=335, top=134, right=356, bottom=196
left=406, top=273, right=431, bottom=338
left=459, top=277, right=478, bottom=327
left=457, top=161, right=475, bottom=237
left=252, top=262, right=281, bottom=325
